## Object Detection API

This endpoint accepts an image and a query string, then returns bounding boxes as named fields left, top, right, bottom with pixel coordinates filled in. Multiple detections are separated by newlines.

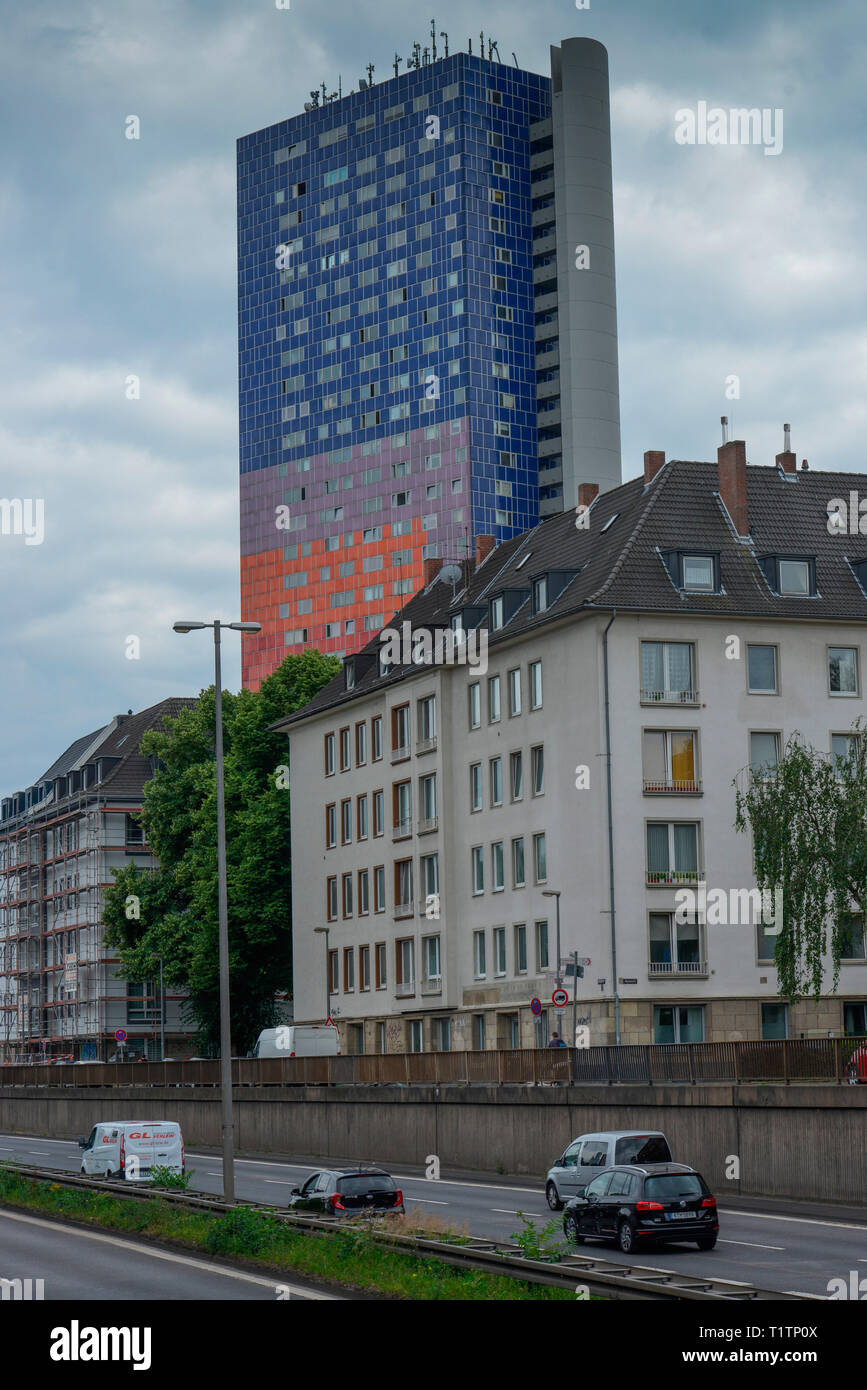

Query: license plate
left=667, top=1211, right=695, bottom=1220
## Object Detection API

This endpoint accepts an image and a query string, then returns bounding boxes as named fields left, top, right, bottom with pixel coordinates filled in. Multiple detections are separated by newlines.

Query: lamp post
left=314, top=927, right=331, bottom=1022
left=173, top=618, right=261, bottom=1202
left=157, top=955, right=165, bottom=1061
left=542, top=889, right=562, bottom=1040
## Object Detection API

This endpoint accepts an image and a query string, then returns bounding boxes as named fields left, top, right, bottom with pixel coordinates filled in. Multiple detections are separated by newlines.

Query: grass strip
left=0, top=1166, right=574, bottom=1302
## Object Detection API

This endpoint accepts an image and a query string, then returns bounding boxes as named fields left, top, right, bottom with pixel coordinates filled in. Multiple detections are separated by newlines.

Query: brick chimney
left=776, top=422, right=796, bottom=473
left=475, top=534, right=495, bottom=568
left=577, top=482, right=599, bottom=508
left=644, top=450, right=666, bottom=484
left=718, top=439, right=749, bottom=537
left=423, top=556, right=443, bottom=586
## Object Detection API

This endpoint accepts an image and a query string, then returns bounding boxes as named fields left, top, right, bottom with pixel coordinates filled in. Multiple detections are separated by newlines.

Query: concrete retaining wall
left=1, top=1084, right=864, bottom=1206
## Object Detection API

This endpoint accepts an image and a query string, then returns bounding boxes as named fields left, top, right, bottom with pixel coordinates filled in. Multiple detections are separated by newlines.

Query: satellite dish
left=437, top=564, right=463, bottom=586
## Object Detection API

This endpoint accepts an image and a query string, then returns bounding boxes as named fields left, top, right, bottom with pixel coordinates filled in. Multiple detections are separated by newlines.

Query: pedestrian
left=548, top=1031, right=566, bottom=1048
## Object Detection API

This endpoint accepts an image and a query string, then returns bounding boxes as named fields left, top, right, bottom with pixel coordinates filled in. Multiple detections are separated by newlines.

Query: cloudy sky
left=1, top=0, right=864, bottom=793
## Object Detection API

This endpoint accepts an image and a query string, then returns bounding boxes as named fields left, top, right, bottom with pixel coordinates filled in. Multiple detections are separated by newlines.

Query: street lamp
left=173, top=618, right=261, bottom=1202
left=542, top=889, right=562, bottom=1040
left=314, top=927, right=331, bottom=1023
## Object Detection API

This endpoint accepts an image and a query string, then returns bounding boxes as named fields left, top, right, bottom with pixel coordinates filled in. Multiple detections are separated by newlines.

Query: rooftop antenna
left=393, top=51, right=401, bottom=77
left=721, top=415, right=729, bottom=445
left=783, top=422, right=791, bottom=452
left=338, top=74, right=342, bottom=98
left=320, top=80, right=327, bottom=103
left=366, top=62, right=375, bottom=85
left=480, top=31, right=485, bottom=58
left=431, top=19, right=437, bottom=60
left=440, top=30, right=449, bottom=57
left=512, top=51, right=519, bottom=67
left=468, top=37, right=472, bottom=54
left=491, top=40, right=501, bottom=62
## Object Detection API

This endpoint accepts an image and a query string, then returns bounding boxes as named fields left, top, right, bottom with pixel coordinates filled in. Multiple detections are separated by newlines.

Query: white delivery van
left=253, top=1024, right=340, bottom=1058
left=78, top=1121, right=184, bottom=1181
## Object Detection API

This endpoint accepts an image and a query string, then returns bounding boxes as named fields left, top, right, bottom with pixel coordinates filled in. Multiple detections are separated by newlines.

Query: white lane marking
left=28, top=1150, right=52, bottom=1155
left=0, top=1207, right=340, bottom=1299
left=719, top=1238, right=785, bottom=1251
left=721, top=1209, right=867, bottom=1233
left=491, top=1208, right=524, bottom=1215
left=263, top=1179, right=296, bottom=1185
left=406, top=1198, right=448, bottom=1206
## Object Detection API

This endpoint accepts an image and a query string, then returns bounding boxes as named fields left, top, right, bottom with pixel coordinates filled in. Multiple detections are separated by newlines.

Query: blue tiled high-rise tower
left=238, top=38, right=621, bottom=685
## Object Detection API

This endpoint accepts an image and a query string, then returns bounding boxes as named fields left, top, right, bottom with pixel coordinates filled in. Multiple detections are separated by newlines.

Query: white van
left=253, top=1024, right=340, bottom=1058
left=78, top=1121, right=184, bottom=1181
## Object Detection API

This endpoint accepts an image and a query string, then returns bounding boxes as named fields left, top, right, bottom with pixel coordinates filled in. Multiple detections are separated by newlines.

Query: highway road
left=1, top=1131, right=864, bottom=1297
left=0, top=1204, right=339, bottom=1300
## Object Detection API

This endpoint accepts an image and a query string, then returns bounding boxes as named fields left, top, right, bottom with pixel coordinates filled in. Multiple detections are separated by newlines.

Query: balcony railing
left=418, top=816, right=438, bottom=835
left=640, top=687, right=699, bottom=705
left=394, top=979, right=415, bottom=998
left=643, top=778, right=702, bottom=795
left=649, top=959, right=708, bottom=977
left=421, top=975, right=442, bottom=995
left=646, top=870, right=701, bottom=886
left=394, top=900, right=414, bottom=920
left=390, top=744, right=410, bottom=764
left=392, top=819, right=412, bottom=841
left=416, top=736, right=437, bottom=755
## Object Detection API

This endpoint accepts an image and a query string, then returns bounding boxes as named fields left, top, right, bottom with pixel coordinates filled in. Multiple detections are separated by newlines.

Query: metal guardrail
left=0, top=1036, right=865, bottom=1088
left=0, top=1161, right=810, bottom=1301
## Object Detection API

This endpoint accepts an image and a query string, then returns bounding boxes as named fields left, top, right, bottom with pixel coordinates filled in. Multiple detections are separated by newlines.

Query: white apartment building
left=278, top=438, right=867, bottom=1051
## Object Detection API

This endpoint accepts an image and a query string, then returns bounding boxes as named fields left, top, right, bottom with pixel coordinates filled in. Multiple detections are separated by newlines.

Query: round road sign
left=530, top=997, right=542, bottom=1016
left=115, top=1029, right=127, bottom=1042
left=552, top=988, right=568, bottom=1008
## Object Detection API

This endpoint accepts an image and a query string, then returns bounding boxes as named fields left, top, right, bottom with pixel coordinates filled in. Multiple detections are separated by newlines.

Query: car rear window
left=615, top=1135, right=671, bottom=1165
left=338, top=1175, right=395, bottom=1194
left=644, top=1174, right=704, bottom=1199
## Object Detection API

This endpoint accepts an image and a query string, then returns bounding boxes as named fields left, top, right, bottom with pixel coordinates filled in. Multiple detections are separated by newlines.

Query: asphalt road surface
left=0, top=1204, right=338, bottom=1301
left=1, top=1131, right=864, bottom=1298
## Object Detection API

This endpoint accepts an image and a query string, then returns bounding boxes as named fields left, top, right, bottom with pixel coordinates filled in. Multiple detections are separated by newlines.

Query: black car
left=286, top=1168, right=405, bottom=1218
left=562, top=1163, right=718, bottom=1253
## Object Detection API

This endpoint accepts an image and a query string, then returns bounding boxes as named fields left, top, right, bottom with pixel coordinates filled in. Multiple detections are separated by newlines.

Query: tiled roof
left=38, top=728, right=108, bottom=784
left=274, top=458, right=867, bottom=729
left=94, top=698, right=199, bottom=801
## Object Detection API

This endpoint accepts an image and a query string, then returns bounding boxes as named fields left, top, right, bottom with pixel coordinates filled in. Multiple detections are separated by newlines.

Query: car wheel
left=545, top=1181, right=563, bottom=1211
left=617, top=1219, right=636, bottom=1254
left=696, top=1235, right=717, bottom=1251
left=563, top=1213, right=583, bottom=1244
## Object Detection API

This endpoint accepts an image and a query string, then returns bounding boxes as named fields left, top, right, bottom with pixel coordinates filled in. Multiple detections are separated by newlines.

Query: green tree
left=734, top=726, right=867, bottom=1000
left=103, top=649, right=339, bottom=1053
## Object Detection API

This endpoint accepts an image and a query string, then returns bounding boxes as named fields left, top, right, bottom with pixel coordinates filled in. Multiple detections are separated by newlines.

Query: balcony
left=421, top=975, right=442, bottom=996
left=643, top=778, right=703, bottom=795
left=394, top=979, right=415, bottom=998
left=390, top=744, right=410, bottom=764
left=649, top=960, right=708, bottom=978
left=640, top=687, right=700, bottom=706
left=646, top=870, right=701, bottom=887
left=418, top=816, right=438, bottom=835
left=394, top=900, right=414, bottom=921
left=392, top=819, right=412, bottom=842
left=416, top=735, right=437, bottom=756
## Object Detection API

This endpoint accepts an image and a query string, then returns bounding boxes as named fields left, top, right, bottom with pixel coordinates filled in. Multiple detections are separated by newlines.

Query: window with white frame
left=646, top=822, right=699, bottom=885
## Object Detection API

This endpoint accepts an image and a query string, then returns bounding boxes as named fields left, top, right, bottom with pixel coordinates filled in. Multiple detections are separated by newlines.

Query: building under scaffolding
left=0, top=699, right=197, bottom=1062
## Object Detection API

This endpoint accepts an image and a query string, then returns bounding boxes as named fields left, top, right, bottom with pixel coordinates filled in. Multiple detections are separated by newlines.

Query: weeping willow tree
left=734, top=726, right=867, bottom=1001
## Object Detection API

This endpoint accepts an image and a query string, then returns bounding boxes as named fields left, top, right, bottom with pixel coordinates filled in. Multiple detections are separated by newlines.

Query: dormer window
left=488, top=588, right=529, bottom=630
left=778, top=559, right=809, bottom=595
left=491, top=596, right=504, bottom=630
left=532, top=577, right=547, bottom=613
left=660, top=551, right=721, bottom=594
left=531, top=568, right=579, bottom=615
left=682, top=555, right=715, bottom=592
left=344, top=660, right=356, bottom=690
left=757, top=554, right=816, bottom=597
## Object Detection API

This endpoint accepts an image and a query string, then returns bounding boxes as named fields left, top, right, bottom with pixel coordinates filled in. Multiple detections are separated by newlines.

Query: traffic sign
left=552, top=988, right=568, bottom=1008
left=530, top=997, right=542, bottom=1016
left=115, top=1029, right=127, bottom=1042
